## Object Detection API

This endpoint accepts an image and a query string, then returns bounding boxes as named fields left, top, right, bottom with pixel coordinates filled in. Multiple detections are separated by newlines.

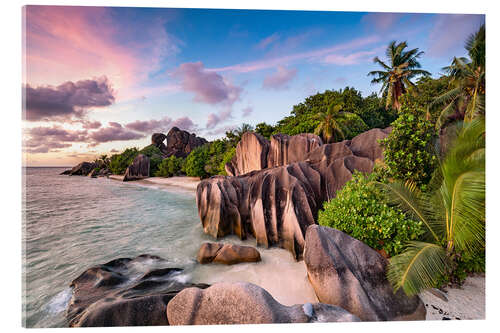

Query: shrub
left=183, top=144, right=209, bottom=178
left=381, top=101, right=438, bottom=188
left=318, top=172, right=424, bottom=257
left=109, top=148, right=139, bottom=175
left=155, top=156, right=185, bottom=177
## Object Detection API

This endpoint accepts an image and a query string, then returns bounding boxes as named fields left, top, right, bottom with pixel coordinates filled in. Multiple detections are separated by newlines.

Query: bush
left=109, top=148, right=139, bottom=175
left=381, top=101, right=438, bottom=188
left=183, top=144, right=209, bottom=178
left=318, top=172, right=424, bottom=256
left=155, top=156, right=185, bottom=177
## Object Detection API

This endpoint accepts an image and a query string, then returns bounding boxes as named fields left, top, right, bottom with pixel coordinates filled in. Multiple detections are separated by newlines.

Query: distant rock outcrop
left=197, top=128, right=390, bottom=259
left=66, top=162, right=97, bottom=176
left=304, top=225, right=426, bottom=321
left=66, top=254, right=209, bottom=327
left=123, top=154, right=150, bottom=181
left=166, top=282, right=360, bottom=325
left=158, top=127, right=208, bottom=158
left=196, top=242, right=261, bottom=265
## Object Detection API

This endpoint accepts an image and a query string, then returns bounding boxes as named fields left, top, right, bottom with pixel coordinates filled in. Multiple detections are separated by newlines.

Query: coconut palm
left=313, top=103, right=353, bottom=143
left=376, top=117, right=485, bottom=296
left=432, top=25, right=485, bottom=129
left=368, top=41, right=431, bottom=111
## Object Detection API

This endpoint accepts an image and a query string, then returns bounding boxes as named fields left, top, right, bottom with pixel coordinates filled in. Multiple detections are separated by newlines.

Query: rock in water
left=66, top=254, right=209, bottom=327
left=165, top=127, right=208, bottom=158
left=197, top=242, right=261, bottom=265
left=67, top=162, right=97, bottom=176
left=123, top=154, right=150, bottom=181
left=303, top=225, right=426, bottom=321
left=166, top=282, right=360, bottom=325
left=197, top=128, right=389, bottom=258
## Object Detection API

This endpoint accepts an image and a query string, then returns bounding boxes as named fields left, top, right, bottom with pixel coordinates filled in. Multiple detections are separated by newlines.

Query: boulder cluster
left=153, top=126, right=208, bottom=158
left=197, top=127, right=391, bottom=259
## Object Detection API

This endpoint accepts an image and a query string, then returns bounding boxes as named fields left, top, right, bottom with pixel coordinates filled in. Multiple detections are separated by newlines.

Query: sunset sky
left=22, top=6, right=484, bottom=166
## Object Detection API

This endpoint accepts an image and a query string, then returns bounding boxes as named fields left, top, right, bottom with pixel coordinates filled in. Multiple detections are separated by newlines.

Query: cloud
left=322, top=50, right=377, bottom=65
left=89, top=122, right=145, bottom=143
left=206, top=109, right=233, bottom=129
left=209, top=36, right=380, bottom=73
left=204, top=125, right=238, bottom=136
left=427, top=14, right=485, bottom=57
left=81, top=120, right=102, bottom=129
left=262, top=66, right=297, bottom=90
left=174, top=62, right=242, bottom=106
left=361, top=13, right=404, bottom=31
left=242, top=107, right=253, bottom=118
left=23, top=125, right=89, bottom=153
left=24, top=77, right=115, bottom=121
left=256, top=33, right=280, bottom=49
left=125, top=116, right=196, bottom=133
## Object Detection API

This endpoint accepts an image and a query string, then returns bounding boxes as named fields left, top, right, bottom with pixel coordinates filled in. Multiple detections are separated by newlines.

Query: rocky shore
left=61, top=126, right=484, bottom=326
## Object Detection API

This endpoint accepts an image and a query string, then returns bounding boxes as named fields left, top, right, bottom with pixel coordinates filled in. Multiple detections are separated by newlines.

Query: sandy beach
left=107, top=175, right=201, bottom=192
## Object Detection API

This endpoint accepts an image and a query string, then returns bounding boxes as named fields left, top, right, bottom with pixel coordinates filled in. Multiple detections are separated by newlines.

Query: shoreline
left=108, top=175, right=201, bottom=192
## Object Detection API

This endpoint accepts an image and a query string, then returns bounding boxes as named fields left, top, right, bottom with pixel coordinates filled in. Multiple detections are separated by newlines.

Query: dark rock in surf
left=196, top=242, right=261, bottom=265
left=67, top=162, right=97, bottom=176
left=66, top=254, right=209, bottom=327
left=303, top=225, right=426, bottom=321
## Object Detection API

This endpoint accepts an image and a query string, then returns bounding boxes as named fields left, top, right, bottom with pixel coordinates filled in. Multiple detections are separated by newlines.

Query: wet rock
left=66, top=254, right=209, bottom=327
left=197, top=242, right=261, bottom=265
left=166, top=282, right=360, bottom=325
left=60, top=169, right=71, bottom=175
left=303, top=225, right=426, bottom=321
left=123, top=154, right=150, bottom=181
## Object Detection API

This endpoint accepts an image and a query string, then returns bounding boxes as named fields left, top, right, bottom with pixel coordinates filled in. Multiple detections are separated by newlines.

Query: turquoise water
left=22, top=167, right=214, bottom=327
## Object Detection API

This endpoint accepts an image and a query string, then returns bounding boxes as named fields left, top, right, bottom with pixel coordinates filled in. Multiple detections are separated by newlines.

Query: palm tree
left=314, top=103, right=352, bottom=143
left=432, top=25, right=485, bottom=129
left=376, top=117, right=485, bottom=296
left=368, top=41, right=430, bottom=110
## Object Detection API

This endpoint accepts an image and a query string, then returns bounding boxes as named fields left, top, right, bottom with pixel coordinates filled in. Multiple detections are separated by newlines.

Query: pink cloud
left=23, top=76, right=115, bottom=121
left=209, top=35, right=380, bottom=73
left=262, top=66, right=297, bottom=90
left=206, top=109, right=233, bottom=129
left=322, top=50, right=377, bottom=65
left=242, top=107, right=253, bottom=118
left=174, top=61, right=242, bottom=106
left=89, top=122, right=144, bottom=143
left=256, top=33, right=280, bottom=49
left=125, top=116, right=196, bottom=133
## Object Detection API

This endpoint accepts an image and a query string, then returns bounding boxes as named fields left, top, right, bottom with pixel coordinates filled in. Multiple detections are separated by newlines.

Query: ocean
left=22, top=167, right=317, bottom=328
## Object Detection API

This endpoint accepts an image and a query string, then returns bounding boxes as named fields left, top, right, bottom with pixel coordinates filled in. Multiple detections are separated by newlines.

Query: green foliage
left=381, top=101, right=438, bottom=187
left=183, top=144, right=210, bottom=178
left=204, top=139, right=235, bottom=176
left=379, top=118, right=485, bottom=295
left=138, top=144, right=163, bottom=175
left=109, top=148, right=139, bottom=175
left=154, top=155, right=185, bottom=177
left=255, top=122, right=276, bottom=139
left=225, top=123, right=255, bottom=146
left=318, top=172, right=424, bottom=257
left=356, top=93, right=398, bottom=129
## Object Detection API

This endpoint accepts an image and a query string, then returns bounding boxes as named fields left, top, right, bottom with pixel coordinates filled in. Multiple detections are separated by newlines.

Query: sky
left=22, top=6, right=485, bottom=166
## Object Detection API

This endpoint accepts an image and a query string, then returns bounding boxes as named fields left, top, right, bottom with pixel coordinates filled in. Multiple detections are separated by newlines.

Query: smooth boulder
left=67, top=254, right=209, bottom=327
left=267, top=133, right=323, bottom=168
left=67, top=162, right=97, bottom=176
left=165, top=127, right=208, bottom=158
left=166, top=282, right=360, bottom=325
left=123, top=154, right=150, bottom=181
left=303, top=225, right=426, bottom=321
left=225, top=132, right=269, bottom=176
left=197, top=242, right=261, bottom=265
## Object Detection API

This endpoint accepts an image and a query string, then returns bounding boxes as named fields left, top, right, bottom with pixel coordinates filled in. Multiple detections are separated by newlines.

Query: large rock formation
left=267, top=133, right=323, bottom=168
left=167, top=282, right=360, bottom=325
left=162, top=127, right=208, bottom=158
left=197, top=128, right=390, bottom=258
left=66, top=254, right=209, bottom=327
left=303, top=225, right=426, bottom=321
left=152, top=133, right=168, bottom=155
left=123, top=154, right=150, bottom=181
left=197, top=242, right=261, bottom=265
left=225, top=132, right=269, bottom=176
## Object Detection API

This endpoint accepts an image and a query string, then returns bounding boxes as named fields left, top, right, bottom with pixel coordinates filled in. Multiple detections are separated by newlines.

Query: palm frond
left=387, top=241, right=449, bottom=296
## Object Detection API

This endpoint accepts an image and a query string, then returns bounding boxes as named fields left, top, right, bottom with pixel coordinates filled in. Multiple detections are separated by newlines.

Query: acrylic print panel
left=22, top=4, right=485, bottom=328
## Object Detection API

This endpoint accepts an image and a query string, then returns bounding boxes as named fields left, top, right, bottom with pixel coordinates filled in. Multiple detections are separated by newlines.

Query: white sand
left=140, top=176, right=201, bottom=191
left=420, top=274, right=485, bottom=320
left=108, top=175, right=124, bottom=181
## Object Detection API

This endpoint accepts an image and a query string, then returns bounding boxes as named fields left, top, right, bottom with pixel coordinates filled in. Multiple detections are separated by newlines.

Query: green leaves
left=318, top=172, right=424, bottom=257
left=155, top=155, right=185, bottom=177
